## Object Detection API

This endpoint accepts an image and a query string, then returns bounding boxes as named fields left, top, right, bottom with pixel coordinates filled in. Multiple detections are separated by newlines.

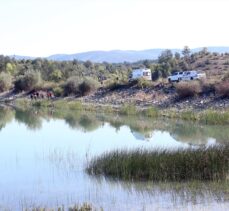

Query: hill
left=10, top=47, right=229, bottom=63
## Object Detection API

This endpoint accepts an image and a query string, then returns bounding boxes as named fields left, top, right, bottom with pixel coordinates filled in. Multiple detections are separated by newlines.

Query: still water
left=0, top=106, right=228, bottom=210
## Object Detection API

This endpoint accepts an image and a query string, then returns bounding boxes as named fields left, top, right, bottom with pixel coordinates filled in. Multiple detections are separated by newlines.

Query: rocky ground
left=80, top=85, right=229, bottom=111
left=1, top=84, right=229, bottom=111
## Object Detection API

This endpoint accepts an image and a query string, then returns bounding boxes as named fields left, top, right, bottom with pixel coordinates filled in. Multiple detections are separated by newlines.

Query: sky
left=0, top=0, right=229, bottom=57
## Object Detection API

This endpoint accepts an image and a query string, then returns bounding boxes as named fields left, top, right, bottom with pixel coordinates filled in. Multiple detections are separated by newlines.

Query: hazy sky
left=1, top=0, right=228, bottom=56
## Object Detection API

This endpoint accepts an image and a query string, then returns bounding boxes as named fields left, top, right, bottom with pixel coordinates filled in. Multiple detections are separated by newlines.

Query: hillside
left=10, top=47, right=229, bottom=63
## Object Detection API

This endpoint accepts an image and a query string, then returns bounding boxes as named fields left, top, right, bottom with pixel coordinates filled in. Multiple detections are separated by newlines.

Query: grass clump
left=87, top=144, right=229, bottom=182
left=119, top=104, right=137, bottom=115
left=14, top=98, right=31, bottom=109
left=143, top=106, right=159, bottom=117
left=24, top=203, right=96, bottom=211
left=68, top=101, right=83, bottom=110
left=200, top=110, right=229, bottom=124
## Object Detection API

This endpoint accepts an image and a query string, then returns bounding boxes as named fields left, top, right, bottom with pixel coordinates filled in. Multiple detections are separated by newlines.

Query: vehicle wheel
left=190, top=77, right=193, bottom=80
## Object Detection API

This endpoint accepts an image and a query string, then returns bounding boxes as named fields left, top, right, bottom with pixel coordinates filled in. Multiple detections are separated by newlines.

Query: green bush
left=135, top=78, right=152, bottom=89
left=0, top=72, right=12, bottom=92
left=78, top=78, right=99, bottom=96
left=14, top=71, right=42, bottom=91
left=53, top=86, right=64, bottom=97
left=176, top=81, right=202, bottom=99
left=64, top=76, right=81, bottom=96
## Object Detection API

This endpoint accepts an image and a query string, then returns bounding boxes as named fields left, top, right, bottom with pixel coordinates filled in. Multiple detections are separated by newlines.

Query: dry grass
left=175, top=81, right=202, bottom=99
left=215, top=80, right=229, bottom=97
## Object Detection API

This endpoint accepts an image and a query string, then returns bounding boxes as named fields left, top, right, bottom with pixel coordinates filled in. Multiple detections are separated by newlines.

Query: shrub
left=176, top=81, right=202, bottom=99
left=14, top=71, right=42, bottom=91
left=200, top=79, right=215, bottom=95
left=215, top=80, right=229, bottom=98
left=64, top=76, right=81, bottom=96
left=0, top=72, right=12, bottom=92
left=135, top=78, right=152, bottom=89
left=53, top=86, right=64, bottom=97
left=78, top=78, right=99, bottom=96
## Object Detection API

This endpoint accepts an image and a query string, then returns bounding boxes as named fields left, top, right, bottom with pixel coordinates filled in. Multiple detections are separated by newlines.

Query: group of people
left=30, top=91, right=54, bottom=100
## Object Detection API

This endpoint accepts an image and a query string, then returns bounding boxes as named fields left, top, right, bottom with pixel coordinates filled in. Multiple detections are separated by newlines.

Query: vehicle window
left=143, top=72, right=150, bottom=76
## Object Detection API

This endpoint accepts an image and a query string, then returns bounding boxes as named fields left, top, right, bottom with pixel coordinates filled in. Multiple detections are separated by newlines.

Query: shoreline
left=1, top=95, right=228, bottom=125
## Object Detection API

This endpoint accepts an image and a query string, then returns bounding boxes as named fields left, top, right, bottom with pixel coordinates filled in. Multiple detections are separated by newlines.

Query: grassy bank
left=12, top=98, right=229, bottom=124
left=86, top=144, right=229, bottom=182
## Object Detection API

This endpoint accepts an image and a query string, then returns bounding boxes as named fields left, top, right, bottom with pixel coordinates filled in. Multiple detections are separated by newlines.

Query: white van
left=130, top=68, right=152, bottom=81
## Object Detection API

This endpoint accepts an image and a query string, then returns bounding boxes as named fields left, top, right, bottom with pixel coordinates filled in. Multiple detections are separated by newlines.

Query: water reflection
left=0, top=106, right=228, bottom=145
left=0, top=106, right=228, bottom=210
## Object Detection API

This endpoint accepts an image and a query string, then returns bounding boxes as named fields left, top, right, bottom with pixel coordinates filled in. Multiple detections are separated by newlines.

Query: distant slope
left=10, top=47, right=229, bottom=63
left=10, top=55, right=35, bottom=60
left=47, top=49, right=181, bottom=63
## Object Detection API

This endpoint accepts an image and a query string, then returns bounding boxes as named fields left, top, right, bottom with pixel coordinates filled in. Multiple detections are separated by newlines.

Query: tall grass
left=87, top=144, right=229, bottom=182
left=24, top=203, right=96, bottom=211
left=119, top=104, right=137, bottom=115
left=143, top=106, right=159, bottom=117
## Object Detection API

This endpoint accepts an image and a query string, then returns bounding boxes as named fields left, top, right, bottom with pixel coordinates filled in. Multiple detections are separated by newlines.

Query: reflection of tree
left=168, top=120, right=229, bottom=145
left=15, top=109, right=42, bottom=130
left=2, top=106, right=228, bottom=145
left=0, top=107, right=15, bottom=130
left=107, top=116, right=154, bottom=138
left=64, top=112, right=102, bottom=132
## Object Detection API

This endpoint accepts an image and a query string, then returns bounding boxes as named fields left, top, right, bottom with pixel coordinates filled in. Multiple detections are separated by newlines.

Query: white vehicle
left=130, top=68, right=152, bottom=81
left=182, top=70, right=206, bottom=81
left=168, top=70, right=206, bottom=82
left=168, top=71, right=184, bottom=82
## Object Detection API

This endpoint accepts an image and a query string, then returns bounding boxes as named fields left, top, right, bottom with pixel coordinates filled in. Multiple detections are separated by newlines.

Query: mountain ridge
left=10, top=47, right=229, bottom=63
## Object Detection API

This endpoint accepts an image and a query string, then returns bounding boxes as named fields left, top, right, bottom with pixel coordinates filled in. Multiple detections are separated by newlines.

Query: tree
left=182, top=46, right=191, bottom=58
left=14, top=71, right=42, bottom=91
left=50, top=69, right=62, bottom=82
left=6, top=63, right=16, bottom=75
left=175, top=52, right=181, bottom=60
left=0, top=72, right=12, bottom=92
left=200, top=47, right=209, bottom=56
left=158, top=50, right=173, bottom=64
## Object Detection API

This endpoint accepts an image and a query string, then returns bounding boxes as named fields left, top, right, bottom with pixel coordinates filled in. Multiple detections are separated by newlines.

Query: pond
left=0, top=106, right=228, bottom=210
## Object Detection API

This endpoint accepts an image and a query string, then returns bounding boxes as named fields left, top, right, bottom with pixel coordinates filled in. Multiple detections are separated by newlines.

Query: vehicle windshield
left=172, top=72, right=178, bottom=75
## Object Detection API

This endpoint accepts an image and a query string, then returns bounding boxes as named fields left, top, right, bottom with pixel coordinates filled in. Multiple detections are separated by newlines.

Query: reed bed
left=24, top=203, right=96, bottom=211
left=87, top=144, right=229, bottom=182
